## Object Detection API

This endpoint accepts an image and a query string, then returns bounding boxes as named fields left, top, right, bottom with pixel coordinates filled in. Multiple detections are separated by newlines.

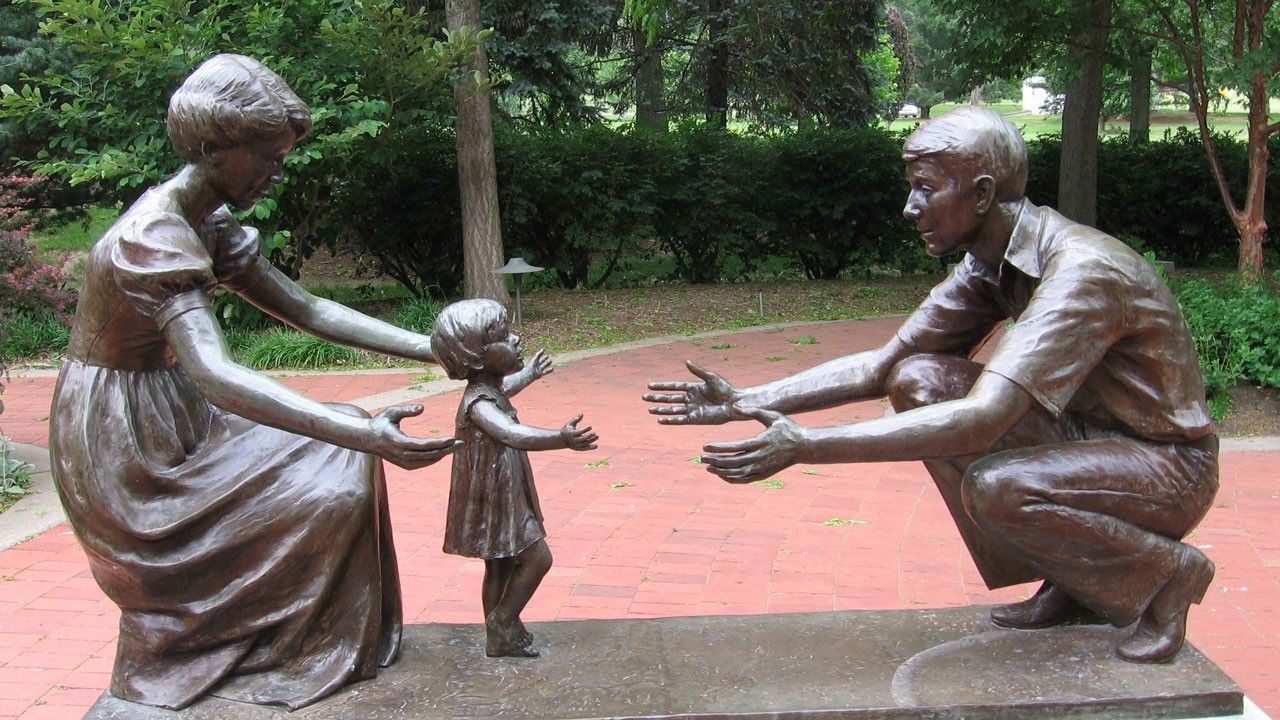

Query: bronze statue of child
left=431, top=299, right=599, bottom=657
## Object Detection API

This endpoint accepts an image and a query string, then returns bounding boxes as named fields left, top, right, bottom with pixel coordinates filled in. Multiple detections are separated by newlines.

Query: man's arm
left=646, top=335, right=914, bottom=425
left=701, top=372, right=1034, bottom=482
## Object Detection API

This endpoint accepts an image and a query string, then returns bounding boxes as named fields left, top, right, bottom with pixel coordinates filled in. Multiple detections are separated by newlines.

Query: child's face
left=482, top=319, right=524, bottom=375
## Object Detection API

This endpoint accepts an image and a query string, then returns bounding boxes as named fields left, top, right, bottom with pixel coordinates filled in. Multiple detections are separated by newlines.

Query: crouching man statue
left=645, top=106, right=1217, bottom=664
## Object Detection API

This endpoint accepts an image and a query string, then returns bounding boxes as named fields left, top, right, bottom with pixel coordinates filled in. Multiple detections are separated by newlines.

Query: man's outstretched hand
left=644, top=361, right=740, bottom=425
left=700, top=406, right=806, bottom=483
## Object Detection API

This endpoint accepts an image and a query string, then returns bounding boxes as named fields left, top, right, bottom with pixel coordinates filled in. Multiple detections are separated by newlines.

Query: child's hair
left=167, top=53, right=312, bottom=163
left=430, top=299, right=508, bottom=380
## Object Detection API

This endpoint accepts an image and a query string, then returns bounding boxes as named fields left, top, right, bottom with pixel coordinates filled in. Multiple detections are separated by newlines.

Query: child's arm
left=503, top=349, right=553, bottom=398
left=470, top=401, right=598, bottom=452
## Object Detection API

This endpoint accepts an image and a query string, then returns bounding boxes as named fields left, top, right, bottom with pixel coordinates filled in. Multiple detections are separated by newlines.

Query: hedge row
left=326, top=125, right=1277, bottom=296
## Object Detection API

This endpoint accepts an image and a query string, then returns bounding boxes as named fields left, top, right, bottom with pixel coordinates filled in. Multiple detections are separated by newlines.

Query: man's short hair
left=902, top=106, right=1027, bottom=202
left=167, top=54, right=312, bottom=163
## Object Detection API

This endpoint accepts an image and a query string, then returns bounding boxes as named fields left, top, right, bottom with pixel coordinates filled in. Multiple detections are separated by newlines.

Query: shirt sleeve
left=896, top=258, right=1006, bottom=357
left=982, top=253, right=1128, bottom=416
left=199, top=206, right=270, bottom=290
left=112, top=213, right=215, bottom=329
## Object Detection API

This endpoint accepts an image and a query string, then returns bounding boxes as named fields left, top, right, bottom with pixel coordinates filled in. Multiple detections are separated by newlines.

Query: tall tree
left=1126, top=37, right=1153, bottom=143
left=1057, top=0, right=1111, bottom=225
left=633, top=26, right=668, bottom=131
left=931, top=0, right=1113, bottom=223
left=625, top=0, right=889, bottom=129
left=1140, top=0, right=1278, bottom=282
left=446, top=0, right=509, bottom=302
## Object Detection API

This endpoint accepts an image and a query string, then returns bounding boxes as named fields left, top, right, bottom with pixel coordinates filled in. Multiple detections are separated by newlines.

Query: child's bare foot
left=486, top=611, right=539, bottom=658
left=513, top=618, right=534, bottom=647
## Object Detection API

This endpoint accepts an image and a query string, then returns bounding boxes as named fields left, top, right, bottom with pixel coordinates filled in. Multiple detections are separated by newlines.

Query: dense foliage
left=0, top=175, right=75, bottom=380
left=0, top=0, right=481, bottom=274
left=1026, top=130, right=1280, bottom=267
left=329, top=124, right=928, bottom=296
left=326, top=124, right=1276, bottom=297
left=1173, top=273, right=1280, bottom=419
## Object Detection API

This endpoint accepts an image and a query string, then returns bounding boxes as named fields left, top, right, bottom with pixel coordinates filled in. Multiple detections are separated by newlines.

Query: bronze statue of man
left=646, top=106, right=1217, bottom=664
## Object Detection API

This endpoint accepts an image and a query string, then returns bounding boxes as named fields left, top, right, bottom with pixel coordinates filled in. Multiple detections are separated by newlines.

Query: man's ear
left=973, top=175, right=996, bottom=214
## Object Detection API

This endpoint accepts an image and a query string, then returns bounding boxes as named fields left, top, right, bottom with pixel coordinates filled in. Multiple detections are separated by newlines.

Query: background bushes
left=1027, top=130, right=1278, bottom=267
left=327, top=125, right=1273, bottom=299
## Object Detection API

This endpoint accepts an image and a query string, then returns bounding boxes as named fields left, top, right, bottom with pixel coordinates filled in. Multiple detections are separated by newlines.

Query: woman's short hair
left=167, top=54, right=312, bottom=163
left=901, top=106, right=1028, bottom=202
left=431, top=299, right=508, bottom=380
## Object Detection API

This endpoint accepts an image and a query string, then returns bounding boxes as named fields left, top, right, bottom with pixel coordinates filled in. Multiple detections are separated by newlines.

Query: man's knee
left=963, top=456, right=1038, bottom=529
left=887, top=354, right=979, bottom=412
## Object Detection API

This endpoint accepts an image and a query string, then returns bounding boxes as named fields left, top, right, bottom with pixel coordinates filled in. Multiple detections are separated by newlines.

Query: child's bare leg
left=485, top=540, right=552, bottom=657
left=482, top=558, right=513, bottom=619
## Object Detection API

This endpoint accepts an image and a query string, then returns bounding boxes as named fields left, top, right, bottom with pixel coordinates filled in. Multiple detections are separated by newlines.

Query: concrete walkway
left=1, top=317, right=1277, bottom=719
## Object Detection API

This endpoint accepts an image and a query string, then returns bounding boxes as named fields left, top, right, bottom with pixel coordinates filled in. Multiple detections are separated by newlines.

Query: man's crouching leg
left=888, top=354, right=1095, bottom=629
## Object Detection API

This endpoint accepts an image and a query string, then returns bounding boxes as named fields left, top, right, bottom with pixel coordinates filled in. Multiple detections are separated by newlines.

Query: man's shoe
left=990, top=581, right=1101, bottom=629
left=1117, top=545, right=1214, bottom=664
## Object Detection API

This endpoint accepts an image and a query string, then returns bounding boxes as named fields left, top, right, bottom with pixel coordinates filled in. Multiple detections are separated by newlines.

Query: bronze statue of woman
left=49, top=54, right=457, bottom=710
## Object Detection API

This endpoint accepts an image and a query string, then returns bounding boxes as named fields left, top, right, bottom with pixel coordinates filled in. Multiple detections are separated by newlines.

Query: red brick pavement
left=1, top=317, right=1277, bottom=718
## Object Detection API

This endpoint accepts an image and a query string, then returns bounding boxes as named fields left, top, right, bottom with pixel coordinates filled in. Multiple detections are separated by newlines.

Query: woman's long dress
left=48, top=191, right=401, bottom=710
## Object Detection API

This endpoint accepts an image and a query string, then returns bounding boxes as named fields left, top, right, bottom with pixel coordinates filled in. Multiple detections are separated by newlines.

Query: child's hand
left=559, top=414, right=599, bottom=451
left=528, top=349, right=554, bottom=379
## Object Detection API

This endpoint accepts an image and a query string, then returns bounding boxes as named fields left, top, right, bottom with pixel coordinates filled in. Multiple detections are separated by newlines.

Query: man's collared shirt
left=896, top=199, right=1212, bottom=443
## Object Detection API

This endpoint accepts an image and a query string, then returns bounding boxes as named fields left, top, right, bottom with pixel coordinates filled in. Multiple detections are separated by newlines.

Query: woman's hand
left=368, top=404, right=460, bottom=469
left=559, top=414, right=599, bottom=451
left=644, top=361, right=741, bottom=425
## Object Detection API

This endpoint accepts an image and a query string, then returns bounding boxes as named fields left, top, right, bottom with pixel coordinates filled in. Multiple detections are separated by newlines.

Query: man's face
left=902, top=156, right=983, bottom=258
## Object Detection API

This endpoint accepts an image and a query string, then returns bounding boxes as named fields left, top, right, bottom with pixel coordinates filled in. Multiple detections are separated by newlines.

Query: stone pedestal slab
left=85, top=606, right=1243, bottom=719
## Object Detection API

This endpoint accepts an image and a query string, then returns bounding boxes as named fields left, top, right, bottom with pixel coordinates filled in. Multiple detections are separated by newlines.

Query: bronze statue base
left=85, top=607, right=1243, bottom=719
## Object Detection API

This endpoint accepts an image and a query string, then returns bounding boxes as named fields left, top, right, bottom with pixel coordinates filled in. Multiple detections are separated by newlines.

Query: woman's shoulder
left=107, top=192, right=207, bottom=266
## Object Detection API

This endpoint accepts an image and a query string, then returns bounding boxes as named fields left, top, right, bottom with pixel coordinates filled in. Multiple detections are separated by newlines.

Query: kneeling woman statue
left=49, top=54, right=457, bottom=710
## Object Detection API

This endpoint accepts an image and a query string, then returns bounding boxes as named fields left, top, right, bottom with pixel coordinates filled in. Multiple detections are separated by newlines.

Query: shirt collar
left=966, top=198, right=1042, bottom=283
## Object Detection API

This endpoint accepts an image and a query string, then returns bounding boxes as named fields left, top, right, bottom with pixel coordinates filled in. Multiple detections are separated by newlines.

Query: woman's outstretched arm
left=162, top=301, right=457, bottom=469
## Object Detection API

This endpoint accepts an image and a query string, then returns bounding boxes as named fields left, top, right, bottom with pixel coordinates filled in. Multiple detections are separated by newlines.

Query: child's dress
left=443, top=382, right=546, bottom=558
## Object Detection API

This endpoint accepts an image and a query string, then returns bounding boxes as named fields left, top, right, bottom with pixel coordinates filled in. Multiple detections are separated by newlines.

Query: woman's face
left=207, top=128, right=294, bottom=211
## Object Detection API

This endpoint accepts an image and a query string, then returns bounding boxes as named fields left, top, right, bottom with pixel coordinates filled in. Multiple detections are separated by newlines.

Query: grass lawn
left=885, top=101, right=1257, bottom=140
left=30, top=204, right=118, bottom=256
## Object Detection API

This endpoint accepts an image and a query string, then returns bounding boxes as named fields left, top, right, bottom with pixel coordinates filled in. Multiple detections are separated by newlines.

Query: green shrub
left=1173, top=273, right=1280, bottom=420
left=1, top=437, right=35, bottom=505
left=394, top=295, right=445, bottom=334
left=1, top=311, right=71, bottom=359
left=239, top=330, right=360, bottom=370
left=329, top=125, right=1264, bottom=295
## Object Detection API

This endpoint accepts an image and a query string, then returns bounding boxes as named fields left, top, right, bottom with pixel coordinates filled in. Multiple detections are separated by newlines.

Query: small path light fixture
left=493, top=257, right=544, bottom=326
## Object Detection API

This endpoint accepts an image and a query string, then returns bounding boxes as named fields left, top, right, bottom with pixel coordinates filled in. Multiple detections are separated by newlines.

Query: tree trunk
left=633, top=28, right=667, bottom=133
left=706, top=0, right=729, bottom=129
left=968, top=85, right=983, bottom=105
left=1234, top=73, right=1270, bottom=283
left=1056, top=0, right=1111, bottom=226
left=1127, top=41, right=1151, bottom=144
left=446, top=0, right=509, bottom=303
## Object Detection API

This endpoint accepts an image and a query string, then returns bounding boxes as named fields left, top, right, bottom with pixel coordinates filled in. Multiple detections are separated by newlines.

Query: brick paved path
left=1, top=318, right=1276, bottom=719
